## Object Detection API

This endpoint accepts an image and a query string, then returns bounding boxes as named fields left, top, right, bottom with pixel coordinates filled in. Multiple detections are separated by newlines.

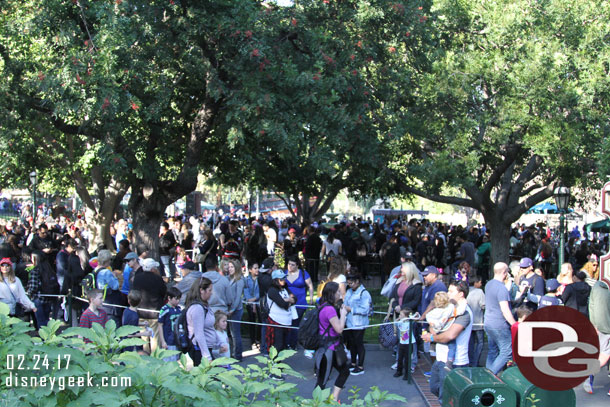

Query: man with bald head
left=484, top=262, right=517, bottom=374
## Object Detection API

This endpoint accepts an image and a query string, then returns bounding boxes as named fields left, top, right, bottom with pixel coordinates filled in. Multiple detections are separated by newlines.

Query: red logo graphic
left=513, top=306, right=600, bottom=391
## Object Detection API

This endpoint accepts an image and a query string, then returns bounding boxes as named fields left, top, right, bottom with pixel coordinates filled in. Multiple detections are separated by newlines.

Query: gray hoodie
left=176, top=271, right=203, bottom=306
left=202, top=271, right=231, bottom=313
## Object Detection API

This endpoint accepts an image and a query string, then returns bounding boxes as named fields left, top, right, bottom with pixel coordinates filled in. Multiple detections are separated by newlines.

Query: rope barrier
left=36, top=294, right=484, bottom=326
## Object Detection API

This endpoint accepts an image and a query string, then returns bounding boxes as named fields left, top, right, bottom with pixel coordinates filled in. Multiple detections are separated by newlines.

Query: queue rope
left=37, top=294, right=484, bottom=327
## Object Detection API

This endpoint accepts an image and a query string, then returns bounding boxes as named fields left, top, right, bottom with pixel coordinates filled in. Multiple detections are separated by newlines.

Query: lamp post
left=29, top=170, right=38, bottom=224
left=554, top=185, right=571, bottom=277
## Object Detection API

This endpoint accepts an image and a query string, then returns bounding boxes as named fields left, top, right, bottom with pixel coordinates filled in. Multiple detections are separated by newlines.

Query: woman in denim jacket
left=343, top=272, right=372, bottom=375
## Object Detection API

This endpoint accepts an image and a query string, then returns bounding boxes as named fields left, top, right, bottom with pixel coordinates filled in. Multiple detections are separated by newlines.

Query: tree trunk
left=128, top=185, right=171, bottom=260
left=486, top=215, right=512, bottom=266
left=73, top=168, right=126, bottom=253
left=86, top=209, right=117, bottom=253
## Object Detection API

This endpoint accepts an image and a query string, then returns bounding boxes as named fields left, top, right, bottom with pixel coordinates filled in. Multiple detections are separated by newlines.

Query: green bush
left=0, top=303, right=404, bottom=407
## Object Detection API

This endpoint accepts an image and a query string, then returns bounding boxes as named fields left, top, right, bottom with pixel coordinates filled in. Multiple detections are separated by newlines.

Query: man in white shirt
left=263, top=222, right=277, bottom=256
left=422, top=281, right=473, bottom=403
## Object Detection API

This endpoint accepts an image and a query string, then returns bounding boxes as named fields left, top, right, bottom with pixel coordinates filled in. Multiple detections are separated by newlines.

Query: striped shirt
left=79, top=308, right=109, bottom=329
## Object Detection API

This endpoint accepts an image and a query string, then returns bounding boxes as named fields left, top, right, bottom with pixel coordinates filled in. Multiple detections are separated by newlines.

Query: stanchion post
left=406, top=319, right=413, bottom=383
left=67, top=289, right=73, bottom=326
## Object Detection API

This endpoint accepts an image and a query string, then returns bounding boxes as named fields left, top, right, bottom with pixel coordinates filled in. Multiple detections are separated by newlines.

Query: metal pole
left=33, top=184, right=37, bottom=224
left=558, top=212, right=565, bottom=276
left=67, top=289, right=73, bottom=326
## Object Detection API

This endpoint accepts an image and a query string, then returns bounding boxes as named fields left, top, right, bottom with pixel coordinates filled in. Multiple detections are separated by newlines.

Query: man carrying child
left=421, top=281, right=473, bottom=403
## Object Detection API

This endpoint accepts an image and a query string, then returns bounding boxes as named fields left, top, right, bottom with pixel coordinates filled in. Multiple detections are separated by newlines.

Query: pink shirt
left=318, top=304, right=340, bottom=350
left=397, top=281, right=410, bottom=307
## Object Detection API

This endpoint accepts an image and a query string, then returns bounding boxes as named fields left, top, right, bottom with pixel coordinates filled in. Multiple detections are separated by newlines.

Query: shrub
left=0, top=302, right=404, bottom=406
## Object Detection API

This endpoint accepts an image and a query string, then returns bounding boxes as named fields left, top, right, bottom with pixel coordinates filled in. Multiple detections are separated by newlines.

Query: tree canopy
left=204, top=0, right=435, bottom=224
left=386, top=0, right=610, bottom=262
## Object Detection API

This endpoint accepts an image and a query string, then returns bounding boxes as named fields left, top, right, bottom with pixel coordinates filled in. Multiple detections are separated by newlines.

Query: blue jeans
left=429, top=361, right=449, bottom=400
left=34, top=299, right=54, bottom=327
left=469, top=330, right=484, bottom=367
left=229, top=308, right=243, bottom=361
left=485, top=326, right=512, bottom=374
left=160, top=255, right=174, bottom=279
left=261, top=324, right=268, bottom=355
left=287, top=306, right=305, bottom=349
left=430, top=361, right=468, bottom=402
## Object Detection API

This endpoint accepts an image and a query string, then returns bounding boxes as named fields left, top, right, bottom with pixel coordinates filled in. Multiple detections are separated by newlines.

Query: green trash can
left=500, top=366, right=576, bottom=407
left=443, top=367, right=517, bottom=407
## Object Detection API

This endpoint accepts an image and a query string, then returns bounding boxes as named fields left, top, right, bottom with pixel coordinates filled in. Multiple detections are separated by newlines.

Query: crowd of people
left=1, top=211, right=609, bottom=403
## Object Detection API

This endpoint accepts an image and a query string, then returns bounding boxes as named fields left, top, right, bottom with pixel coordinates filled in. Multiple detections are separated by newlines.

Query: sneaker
left=350, top=367, right=364, bottom=376
left=391, top=362, right=398, bottom=370
left=304, top=349, right=314, bottom=359
left=349, top=365, right=357, bottom=372
left=271, top=374, right=284, bottom=381
left=423, top=371, right=431, bottom=377
left=583, top=379, right=593, bottom=394
left=607, top=388, right=610, bottom=397
left=393, top=371, right=402, bottom=378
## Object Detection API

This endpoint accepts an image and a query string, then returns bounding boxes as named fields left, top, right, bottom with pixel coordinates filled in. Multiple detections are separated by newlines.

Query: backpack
left=423, top=244, right=436, bottom=266
left=298, top=304, right=336, bottom=350
left=259, top=294, right=270, bottom=321
left=174, top=302, right=207, bottom=353
left=80, top=271, right=96, bottom=297
left=38, top=263, right=60, bottom=295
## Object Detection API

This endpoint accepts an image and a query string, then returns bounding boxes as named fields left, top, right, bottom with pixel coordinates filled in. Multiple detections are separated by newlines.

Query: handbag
left=3, top=279, right=25, bottom=317
left=195, top=241, right=214, bottom=264
left=378, top=299, right=398, bottom=348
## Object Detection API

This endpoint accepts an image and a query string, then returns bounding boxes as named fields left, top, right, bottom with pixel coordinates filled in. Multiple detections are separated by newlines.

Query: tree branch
left=312, top=190, right=341, bottom=220
left=483, top=146, right=518, bottom=198
left=505, top=184, right=555, bottom=223
left=512, top=154, right=543, bottom=197
left=396, top=179, right=476, bottom=208
left=275, top=192, right=296, bottom=219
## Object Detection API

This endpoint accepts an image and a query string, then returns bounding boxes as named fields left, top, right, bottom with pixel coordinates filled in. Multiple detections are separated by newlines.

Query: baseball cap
left=271, top=269, right=287, bottom=280
left=180, top=261, right=197, bottom=270
left=421, top=266, right=439, bottom=276
left=124, top=252, right=138, bottom=261
left=519, top=257, right=533, bottom=268
left=346, top=273, right=361, bottom=281
left=403, top=252, right=414, bottom=261
left=260, top=258, right=275, bottom=273
left=0, top=258, right=12, bottom=266
left=141, top=258, right=160, bottom=271
left=288, top=227, right=297, bottom=234
left=545, top=278, right=560, bottom=292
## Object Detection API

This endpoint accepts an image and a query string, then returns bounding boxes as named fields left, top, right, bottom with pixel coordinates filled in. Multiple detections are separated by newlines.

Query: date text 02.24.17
left=6, top=354, right=71, bottom=371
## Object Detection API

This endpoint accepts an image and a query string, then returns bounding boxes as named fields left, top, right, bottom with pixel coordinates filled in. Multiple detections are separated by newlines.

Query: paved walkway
left=242, top=344, right=425, bottom=406
left=241, top=343, right=609, bottom=407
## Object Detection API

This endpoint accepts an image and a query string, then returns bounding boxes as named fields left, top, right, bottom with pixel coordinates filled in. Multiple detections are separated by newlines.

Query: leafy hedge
left=0, top=303, right=404, bottom=407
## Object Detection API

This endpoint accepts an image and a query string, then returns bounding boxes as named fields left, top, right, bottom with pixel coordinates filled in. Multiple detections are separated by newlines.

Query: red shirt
left=79, top=308, right=109, bottom=330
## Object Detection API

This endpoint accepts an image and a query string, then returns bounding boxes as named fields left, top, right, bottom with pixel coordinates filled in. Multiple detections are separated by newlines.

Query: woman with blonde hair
left=319, top=256, right=348, bottom=300
left=0, top=258, right=36, bottom=317
left=226, top=258, right=245, bottom=361
left=390, top=262, right=422, bottom=315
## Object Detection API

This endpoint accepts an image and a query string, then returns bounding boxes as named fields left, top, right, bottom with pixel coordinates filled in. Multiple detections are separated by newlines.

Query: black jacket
left=61, top=253, right=87, bottom=296
left=267, top=285, right=294, bottom=310
left=159, top=232, right=177, bottom=256
left=562, top=281, right=591, bottom=316
left=390, top=280, right=423, bottom=312
left=258, top=272, right=273, bottom=298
